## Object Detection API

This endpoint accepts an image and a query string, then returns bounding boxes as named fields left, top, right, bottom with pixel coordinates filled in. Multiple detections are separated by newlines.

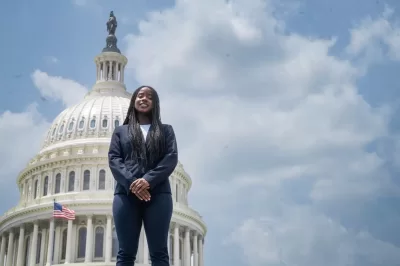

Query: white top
left=140, top=124, right=151, bottom=139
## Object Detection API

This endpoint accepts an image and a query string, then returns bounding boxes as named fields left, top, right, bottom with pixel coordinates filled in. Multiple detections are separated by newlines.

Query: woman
left=108, top=85, right=178, bottom=266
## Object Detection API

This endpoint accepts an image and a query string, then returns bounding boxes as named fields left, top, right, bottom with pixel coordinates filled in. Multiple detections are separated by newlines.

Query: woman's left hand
left=130, top=178, right=150, bottom=193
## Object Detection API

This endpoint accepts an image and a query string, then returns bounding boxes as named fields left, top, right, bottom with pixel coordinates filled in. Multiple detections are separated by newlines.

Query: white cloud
left=31, top=69, right=88, bottom=107
left=346, top=6, right=400, bottom=62
left=0, top=104, right=50, bottom=212
left=229, top=209, right=400, bottom=266
left=0, top=70, right=87, bottom=213
left=122, top=0, right=400, bottom=265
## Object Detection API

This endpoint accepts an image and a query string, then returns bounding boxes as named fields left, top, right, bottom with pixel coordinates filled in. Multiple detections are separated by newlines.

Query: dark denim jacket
left=108, top=124, right=178, bottom=195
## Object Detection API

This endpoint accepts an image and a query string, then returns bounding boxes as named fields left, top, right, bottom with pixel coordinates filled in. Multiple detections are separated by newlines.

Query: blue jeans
left=113, top=193, right=173, bottom=266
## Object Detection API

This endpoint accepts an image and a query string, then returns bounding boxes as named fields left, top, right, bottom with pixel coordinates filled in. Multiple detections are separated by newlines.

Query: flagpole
left=50, top=198, right=55, bottom=266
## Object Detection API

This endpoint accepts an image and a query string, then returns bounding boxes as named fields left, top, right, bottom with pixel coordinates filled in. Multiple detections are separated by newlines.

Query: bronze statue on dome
left=107, top=11, right=117, bottom=35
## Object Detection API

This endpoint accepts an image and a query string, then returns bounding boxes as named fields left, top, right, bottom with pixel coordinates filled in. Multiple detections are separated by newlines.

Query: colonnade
left=0, top=216, right=204, bottom=266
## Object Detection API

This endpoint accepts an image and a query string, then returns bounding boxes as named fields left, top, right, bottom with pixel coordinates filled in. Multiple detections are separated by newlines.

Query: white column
left=0, top=235, right=6, bottom=266
left=85, top=215, right=93, bottom=262
left=39, top=228, right=47, bottom=266
left=6, top=230, right=15, bottom=266
left=105, top=215, right=112, bottom=263
left=29, top=222, right=39, bottom=266
left=184, top=228, right=190, bottom=266
left=121, top=65, right=125, bottom=82
left=199, top=237, right=203, bottom=266
left=53, top=226, right=61, bottom=264
left=173, top=225, right=179, bottom=266
left=45, top=219, right=55, bottom=266
left=143, top=228, right=149, bottom=264
left=193, top=233, right=198, bottom=266
left=16, top=226, right=25, bottom=266
left=64, top=219, right=73, bottom=263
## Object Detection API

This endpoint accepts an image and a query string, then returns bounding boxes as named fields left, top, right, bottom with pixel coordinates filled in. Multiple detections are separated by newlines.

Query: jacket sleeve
left=143, top=125, right=178, bottom=189
left=108, top=128, right=135, bottom=195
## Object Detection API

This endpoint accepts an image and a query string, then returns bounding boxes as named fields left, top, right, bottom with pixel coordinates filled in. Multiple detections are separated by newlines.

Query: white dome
left=41, top=94, right=131, bottom=153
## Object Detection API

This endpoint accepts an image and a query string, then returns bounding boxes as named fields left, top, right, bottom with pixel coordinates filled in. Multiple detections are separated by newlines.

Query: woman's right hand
left=132, top=187, right=151, bottom=201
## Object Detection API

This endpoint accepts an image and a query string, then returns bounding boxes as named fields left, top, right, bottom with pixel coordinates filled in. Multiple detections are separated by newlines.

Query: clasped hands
left=130, top=178, right=151, bottom=201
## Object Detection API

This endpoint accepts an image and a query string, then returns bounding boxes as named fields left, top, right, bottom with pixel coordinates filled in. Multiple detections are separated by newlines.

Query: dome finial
left=102, top=11, right=120, bottom=53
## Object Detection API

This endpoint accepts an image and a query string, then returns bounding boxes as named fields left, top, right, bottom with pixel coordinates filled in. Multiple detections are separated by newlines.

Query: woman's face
left=134, top=87, right=153, bottom=114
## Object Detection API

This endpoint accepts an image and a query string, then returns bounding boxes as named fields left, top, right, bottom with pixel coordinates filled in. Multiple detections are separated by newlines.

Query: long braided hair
left=123, top=86, right=165, bottom=166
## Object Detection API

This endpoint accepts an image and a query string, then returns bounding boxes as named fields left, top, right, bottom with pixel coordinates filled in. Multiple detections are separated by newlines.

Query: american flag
left=53, top=202, right=75, bottom=220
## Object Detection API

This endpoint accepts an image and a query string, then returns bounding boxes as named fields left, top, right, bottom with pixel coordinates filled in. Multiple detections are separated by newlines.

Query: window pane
left=55, top=174, right=61, bottom=194
left=43, top=176, right=48, bottom=196
left=98, top=170, right=106, bottom=190
left=61, top=229, right=67, bottom=260
left=68, top=171, right=75, bottom=192
left=83, top=170, right=90, bottom=190
left=34, top=180, right=38, bottom=199
left=77, top=227, right=87, bottom=258
left=36, top=233, right=42, bottom=264
left=94, top=227, right=104, bottom=258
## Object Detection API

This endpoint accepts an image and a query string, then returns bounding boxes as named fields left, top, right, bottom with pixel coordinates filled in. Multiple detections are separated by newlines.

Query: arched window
left=52, top=127, right=56, bottom=136
left=54, top=174, right=61, bottom=194
left=36, top=233, right=42, bottom=264
left=68, top=171, right=75, bottom=192
left=83, top=170, right=90, bottom=190
left=102, top=118, right=108, bottom=128
left=114, top=119, right=120, bottom=128
left=59, top=124, right=64, bottom=133
left=94, top=227, right=104, bottom=258
left=68, top=121, right=74, bottom=131
left=90, top=118, right=96, bottom=128
left=61, top=229, right=67, bottom=260
left=112, top=227, right=118, bottom=258
left=98, top=170, right=106, bottom=190
left=24, top=236, right=30, bottom=266
left=77, top=227, right=87, bottom=259
left=79, top=120, right=84, bottom=129
left=43, top=176, right=48, bottom=196
left=34, top=180, right=38, bottom=199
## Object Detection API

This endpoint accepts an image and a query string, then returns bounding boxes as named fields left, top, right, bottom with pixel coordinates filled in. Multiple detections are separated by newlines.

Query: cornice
left=94, top=52, right=128, bottom=65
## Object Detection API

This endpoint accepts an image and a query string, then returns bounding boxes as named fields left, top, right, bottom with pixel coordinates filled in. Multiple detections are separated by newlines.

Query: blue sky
left=1, top=0, right=400, bottom=265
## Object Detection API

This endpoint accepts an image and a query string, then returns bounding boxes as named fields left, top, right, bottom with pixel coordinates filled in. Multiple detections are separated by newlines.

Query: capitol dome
left=0, top=15, right=206, bottom=266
